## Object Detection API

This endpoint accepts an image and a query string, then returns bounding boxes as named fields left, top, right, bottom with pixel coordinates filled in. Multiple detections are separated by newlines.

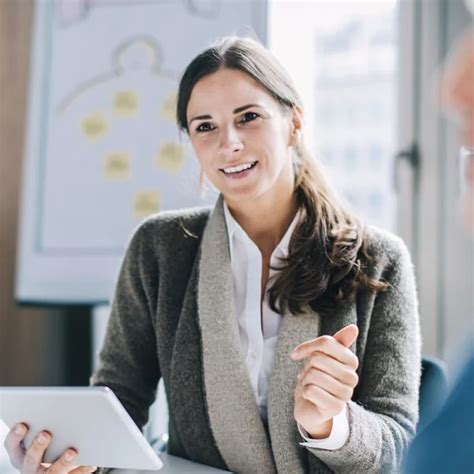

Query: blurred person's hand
left=4, top=423, right=97, bottom=474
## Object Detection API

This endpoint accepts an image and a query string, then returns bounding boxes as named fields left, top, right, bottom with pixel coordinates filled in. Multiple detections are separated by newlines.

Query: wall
left=0, top=0, right=91, bottom=386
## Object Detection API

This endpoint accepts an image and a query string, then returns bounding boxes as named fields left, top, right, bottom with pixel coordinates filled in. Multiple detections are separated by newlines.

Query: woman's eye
left=240, top=112, right=259, bottom=123
left=196, top=122, right=215, bottom=133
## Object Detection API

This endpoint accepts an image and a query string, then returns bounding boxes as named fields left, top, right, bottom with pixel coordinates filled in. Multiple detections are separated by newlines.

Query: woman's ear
left=289, top=106, right=304, bottom=146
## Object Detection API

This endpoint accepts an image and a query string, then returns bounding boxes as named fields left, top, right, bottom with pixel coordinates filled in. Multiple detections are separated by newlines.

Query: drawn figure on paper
left=55, top=36, right=187, bottom=218
left=58, top=36, right=174, bottom=114
left=56, top=0, right=221, bottom=27
left=58, top=36, right=183, bottom=148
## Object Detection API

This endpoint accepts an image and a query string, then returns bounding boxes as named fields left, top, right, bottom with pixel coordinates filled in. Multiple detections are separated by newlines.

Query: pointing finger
left=291, top=325, right=359, bottom=363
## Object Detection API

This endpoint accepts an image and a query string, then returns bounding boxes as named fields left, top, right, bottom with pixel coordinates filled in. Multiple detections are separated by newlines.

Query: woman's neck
left=225, top=190, right=298, bottom=258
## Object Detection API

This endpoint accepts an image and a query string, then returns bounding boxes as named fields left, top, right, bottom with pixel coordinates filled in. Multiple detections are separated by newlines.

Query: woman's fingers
left=22, top=431, right=52, bottom=473
left=292, top=333, right=359, bottom=369
left=42, top=450, right=97, bottom=473
left=300, top=367, right=355, bottom=401
left=3, top=423, right=27, bottom=469
left=4, top=424, right=93, bottom=474
left=41, top=448, right=79, bottom=474
left=300, top=350, right=359, bottom=387
left=301, top=383, right=346, bottom=413
left=69, top=466, right=98, bottom=473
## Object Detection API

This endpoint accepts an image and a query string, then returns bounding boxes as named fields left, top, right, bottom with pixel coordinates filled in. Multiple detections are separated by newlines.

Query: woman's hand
left=3, top=423, right=97, bottom=473
left=291, top=324, right=359, bottom=438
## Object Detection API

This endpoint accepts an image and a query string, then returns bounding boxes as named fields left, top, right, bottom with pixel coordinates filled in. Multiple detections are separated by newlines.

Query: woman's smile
left=220, top=160, right=258, bottom=179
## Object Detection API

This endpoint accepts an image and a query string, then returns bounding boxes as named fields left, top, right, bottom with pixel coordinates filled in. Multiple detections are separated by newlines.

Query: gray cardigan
left=91, top=195, right=421, bottom=473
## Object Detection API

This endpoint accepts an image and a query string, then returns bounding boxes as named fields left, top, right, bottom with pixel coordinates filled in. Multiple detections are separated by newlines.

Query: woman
left=5, top=36, right=421, bottom=474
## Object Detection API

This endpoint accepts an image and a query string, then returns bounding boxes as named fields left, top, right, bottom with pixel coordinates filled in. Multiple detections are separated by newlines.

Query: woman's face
left=186, top=68, right=297, bottom=207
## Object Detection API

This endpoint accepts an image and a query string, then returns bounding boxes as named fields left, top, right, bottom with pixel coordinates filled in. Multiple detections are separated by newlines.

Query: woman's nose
left=218, top=126, right=243, bottom=157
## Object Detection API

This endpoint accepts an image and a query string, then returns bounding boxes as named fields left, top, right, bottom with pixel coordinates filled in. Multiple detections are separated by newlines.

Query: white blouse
left=223, top=202, right=349, bottom=450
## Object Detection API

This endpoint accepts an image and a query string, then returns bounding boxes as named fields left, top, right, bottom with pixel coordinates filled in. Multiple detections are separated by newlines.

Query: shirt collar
left=223, top=200, right=302, bottom=261
left=223, top=200, right=241, bottom=243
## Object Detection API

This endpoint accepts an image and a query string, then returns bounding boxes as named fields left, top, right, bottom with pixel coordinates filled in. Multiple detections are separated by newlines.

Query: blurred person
left=442, top=25, right=474, bottom=230
left=404, top=5, right=474, bottom=473
left=5, top=36, right=421, bottom=473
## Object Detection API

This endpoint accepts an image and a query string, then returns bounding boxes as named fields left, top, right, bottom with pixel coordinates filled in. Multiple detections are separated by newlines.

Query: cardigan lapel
left=319, top=298, right=358, bottom=341
left=267, top=299, right=358, bottom=473
left=266, top=311, right=320, bottom=473
left=197, top=195, right=276, bottom=474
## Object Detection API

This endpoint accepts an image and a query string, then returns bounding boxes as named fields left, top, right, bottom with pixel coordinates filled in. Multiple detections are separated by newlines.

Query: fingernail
left=290, top=351, right=298, bottom=360
left=65, top=450, right=76, bottom=462
left=14, top=424, right=25, bottom=435
left=37, top=433, right=47, bottom=445
left=297, top=372, right=302, bottom=380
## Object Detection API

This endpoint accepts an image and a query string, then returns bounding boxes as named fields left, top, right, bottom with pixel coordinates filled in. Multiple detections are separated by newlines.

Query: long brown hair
left=176, top=36, right=388, bottom=316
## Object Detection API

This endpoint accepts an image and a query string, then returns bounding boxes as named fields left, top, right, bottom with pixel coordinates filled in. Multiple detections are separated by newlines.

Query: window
left=344, top=145, right=358, bottom=169
left=269, top=0, right=399, bottom=231
left=369, top=144, right=384, bottom=169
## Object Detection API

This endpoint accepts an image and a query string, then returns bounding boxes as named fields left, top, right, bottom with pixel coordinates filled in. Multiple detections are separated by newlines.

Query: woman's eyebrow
left=189, top=103, right=264, bottom=124
left=233, top=103, right=263, bottom=114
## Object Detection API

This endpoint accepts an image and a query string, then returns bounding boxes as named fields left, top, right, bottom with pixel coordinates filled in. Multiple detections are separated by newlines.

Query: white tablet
left=0, top=386, right=163, bottom=471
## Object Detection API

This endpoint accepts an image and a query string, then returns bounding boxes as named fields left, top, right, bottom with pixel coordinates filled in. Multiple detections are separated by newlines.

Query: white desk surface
left=113, top=452, right=232, bottom=473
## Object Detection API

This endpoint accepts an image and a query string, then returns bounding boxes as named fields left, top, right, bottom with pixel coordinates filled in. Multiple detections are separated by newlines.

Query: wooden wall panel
left=0, top=0, right=67, bottom=386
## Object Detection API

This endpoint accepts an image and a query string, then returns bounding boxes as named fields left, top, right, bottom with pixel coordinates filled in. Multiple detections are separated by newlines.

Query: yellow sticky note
left=113, top=90, right=139, bottom=117
left=155, top=142, right=185, bottom=173
left=133, top=191, right=160, bottom=218
left=81, top=112, right=108, bottom=141
left=159, top=92, right=178, bottom=122
left=104, top=152, right=131, bottom=180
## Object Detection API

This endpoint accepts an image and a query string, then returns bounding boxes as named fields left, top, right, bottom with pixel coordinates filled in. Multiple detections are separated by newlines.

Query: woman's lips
left=220, top=161, right=258, bottom=179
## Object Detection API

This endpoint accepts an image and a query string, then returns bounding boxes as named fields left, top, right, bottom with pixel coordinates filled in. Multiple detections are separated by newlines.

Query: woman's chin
left=223, top=189, right=258, bottom=204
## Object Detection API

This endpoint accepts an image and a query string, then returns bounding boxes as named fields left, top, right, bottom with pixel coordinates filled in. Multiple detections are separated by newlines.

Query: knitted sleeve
left=306, top=234, right=421, bottom=473
left=90, top=221, right=161, bottom=473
